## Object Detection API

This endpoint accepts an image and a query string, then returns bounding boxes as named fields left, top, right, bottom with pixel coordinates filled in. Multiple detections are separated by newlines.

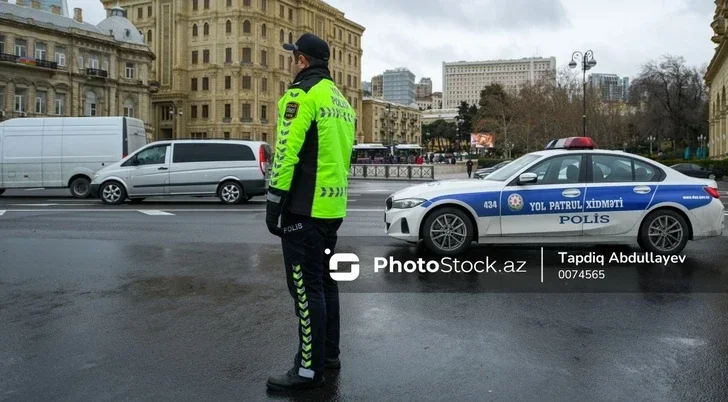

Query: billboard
left=471, top=133, right=495, bottom=148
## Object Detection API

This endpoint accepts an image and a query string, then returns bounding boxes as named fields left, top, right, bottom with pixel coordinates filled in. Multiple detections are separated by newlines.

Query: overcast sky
left=58, top=0, right=715, bottom=92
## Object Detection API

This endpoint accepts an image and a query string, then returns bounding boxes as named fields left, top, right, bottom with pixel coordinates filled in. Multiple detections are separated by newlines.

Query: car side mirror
left=518, top=172, right=538, bottom=185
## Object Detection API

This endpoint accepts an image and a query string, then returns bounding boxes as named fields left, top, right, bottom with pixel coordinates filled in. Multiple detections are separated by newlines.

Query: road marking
left=0, top=210, right=5, bottom=216
left=45, top=199, right=102, bottom=202
left=11, top=203, right=57, bottom=207
left=138, top=210, right=174, bottom=216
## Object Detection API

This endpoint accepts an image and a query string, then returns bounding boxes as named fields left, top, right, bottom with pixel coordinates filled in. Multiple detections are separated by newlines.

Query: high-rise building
left=588, top=73, right=630, bottom=102
left=415, top=77, right=432, bottom=98
left=102, top=0, right=365, bottom=144
left=361, top=97, right=421, bottom=145
left=442, top=57, right=556, bottom=109
left=361, top=80, right=371, bottom=93
left=0, top=2, right=155, bottom=133
left=37, top=0, right=69, bottom=16
left=371, top=74, right=383, bottom=98
left=382, top=67, right=415, bottom=105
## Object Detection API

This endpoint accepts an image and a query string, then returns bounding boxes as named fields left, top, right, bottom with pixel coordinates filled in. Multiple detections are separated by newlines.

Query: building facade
left=416, top=91, right=442, bottom=111
left=707, top=0, right=728, bottom=158
left=361, top=97, right=421, bottom=145
left=442, top=57, right=556, bottom=109
left=103, top=0, right=365, bottom=145
left=371, top=73, right=383, bottom=98
left=382, top=67, right=415, bottom=105
left=0, top=1, right=155, bottom=133
left=415, top=77, right=431, bottom=98
left=37, top=0, right=69, bottom=16
left=588, top=73, right=629, bottom=102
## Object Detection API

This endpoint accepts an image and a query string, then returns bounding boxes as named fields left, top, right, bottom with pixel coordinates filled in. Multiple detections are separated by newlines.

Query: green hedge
left=477, top=158, right=508, bottom=168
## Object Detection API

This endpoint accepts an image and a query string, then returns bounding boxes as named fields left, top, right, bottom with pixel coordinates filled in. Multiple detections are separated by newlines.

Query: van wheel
left=70, top=177, right=91, bottom=198
left=100, top=181, right=126, bottom=205
left=638, top=210, right=689, bottom=255
left=0, top=189, right=5, bottom=196
left=422, top=207, right=474, bottom=256
left=219, top=182, right=244, bottom=204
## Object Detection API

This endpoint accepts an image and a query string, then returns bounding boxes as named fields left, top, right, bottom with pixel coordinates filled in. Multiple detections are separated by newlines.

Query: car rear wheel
left=638, top=210, right=689, bottom=255
left=219, top=182, right=245, bottom=205
left=100, top=181, right=126, bottom=205
left=70, top=177, right=91, bottom=198
left=422, top=207, right=474, bottom=256
left=708, top=173, right=716, bottom=180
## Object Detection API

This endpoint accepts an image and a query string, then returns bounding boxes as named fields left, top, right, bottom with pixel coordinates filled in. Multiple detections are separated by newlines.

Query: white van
left=90, top=140, right=271, bottom=205
left=0, top=117, right=148, bottom=198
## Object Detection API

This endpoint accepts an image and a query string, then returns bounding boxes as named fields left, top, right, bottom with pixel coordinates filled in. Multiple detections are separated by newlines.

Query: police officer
left=265, top=33, right=355, bottom=391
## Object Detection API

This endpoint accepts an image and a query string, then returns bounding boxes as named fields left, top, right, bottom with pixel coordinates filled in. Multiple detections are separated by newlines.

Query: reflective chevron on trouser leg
left=292, top=264, right=315, bottom=378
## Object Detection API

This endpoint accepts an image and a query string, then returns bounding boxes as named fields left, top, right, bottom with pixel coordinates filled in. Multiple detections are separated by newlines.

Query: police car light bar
left=545, top=137, right=597, bottom=150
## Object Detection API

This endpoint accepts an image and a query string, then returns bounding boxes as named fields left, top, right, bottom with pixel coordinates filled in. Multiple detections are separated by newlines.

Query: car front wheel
left=638, top=210, right=689, bottom=255
left=422, top=207, right=474, bottom=256
left=100, top=181, right=127, bottom=205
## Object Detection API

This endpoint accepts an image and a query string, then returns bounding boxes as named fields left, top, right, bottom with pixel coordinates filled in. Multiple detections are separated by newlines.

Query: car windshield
left=485, top=154, right=541, bottom=181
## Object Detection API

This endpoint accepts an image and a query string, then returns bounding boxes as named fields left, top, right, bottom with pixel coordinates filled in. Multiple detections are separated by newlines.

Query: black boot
left=324, top=357, right=341, bottom=369
left=266, top=369, right=324, bottom=391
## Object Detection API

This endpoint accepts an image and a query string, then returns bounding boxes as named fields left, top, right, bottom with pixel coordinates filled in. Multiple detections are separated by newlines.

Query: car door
left=584, top=154, right=659, bottom=236
left=500, top=154, right=586, bottom=237
left=129, top=144, right=170, bottom=196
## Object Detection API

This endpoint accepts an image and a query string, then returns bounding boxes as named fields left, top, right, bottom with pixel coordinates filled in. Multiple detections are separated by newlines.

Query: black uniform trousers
left=280, top=210, right=343, bottom=379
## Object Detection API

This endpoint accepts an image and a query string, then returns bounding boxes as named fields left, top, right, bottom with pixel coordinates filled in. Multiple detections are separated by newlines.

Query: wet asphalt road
left=1, top=181, right=728, bottom=401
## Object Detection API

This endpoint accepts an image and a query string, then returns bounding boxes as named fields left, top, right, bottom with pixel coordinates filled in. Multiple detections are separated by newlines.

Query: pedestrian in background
left=466, top=159, right=474, bottom=178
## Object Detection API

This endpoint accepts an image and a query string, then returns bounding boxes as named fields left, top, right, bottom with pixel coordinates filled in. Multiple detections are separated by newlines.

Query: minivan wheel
left=638, top=210, right=689, bottom=255
left=708, top=173, right=716, bottom=180
left=100, top=181, right=126, bottom=205
left=422, top=207, right=474, bottom=256
left=70, top=177, right=91, bottom=198
left=0, top=189, right=5, bottom=196
left=219, top=182, right=244, bottom=204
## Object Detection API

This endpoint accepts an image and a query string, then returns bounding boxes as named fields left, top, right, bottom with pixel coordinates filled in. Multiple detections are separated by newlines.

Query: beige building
left=104, top=0, right=365, bottom=144
left=706, top=0, right=728, bottom=158
left=415, top=77, right=431, bottom=98
left=416, top=91, right=442, bottom=111
left=371, top=73, right=382, bottom=98
left=0, top=0, right=155, bottom=133
left=442, top=57, right=556, bottom=109
left=361, top=97, right=421, bottom=145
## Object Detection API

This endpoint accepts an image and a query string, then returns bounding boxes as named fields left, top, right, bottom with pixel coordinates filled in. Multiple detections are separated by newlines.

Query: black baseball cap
left=283, top=33, right=330, bottom=62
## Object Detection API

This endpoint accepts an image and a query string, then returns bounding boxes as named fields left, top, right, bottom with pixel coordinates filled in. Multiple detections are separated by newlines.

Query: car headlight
left=392, top=198, right=427, bottom=209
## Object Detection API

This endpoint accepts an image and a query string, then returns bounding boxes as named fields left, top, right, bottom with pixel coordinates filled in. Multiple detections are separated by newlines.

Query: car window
left=672, top=164, right=686, bottom=169
left=592, top=155, right=659, bottom=183
left=172, top=143, right=255, bottom=163
left=690, top=164, right=702, bottom=170
left=525, top=155, right=582, bottom=185
left=633, top=160, right=659, bottom=181
left=136, top=145, right=167, bottom=165
left=486, top=154, right=541, bottom=181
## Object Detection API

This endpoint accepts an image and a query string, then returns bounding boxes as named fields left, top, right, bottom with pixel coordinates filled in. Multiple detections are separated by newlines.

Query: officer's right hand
left=265, top=192, right=284, bottom=237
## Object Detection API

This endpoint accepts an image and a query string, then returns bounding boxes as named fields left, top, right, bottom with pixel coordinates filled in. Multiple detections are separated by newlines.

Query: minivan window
left=173, top=143, right=255, bottom=163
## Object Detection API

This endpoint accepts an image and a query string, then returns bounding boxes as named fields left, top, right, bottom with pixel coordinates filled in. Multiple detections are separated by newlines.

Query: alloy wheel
left=647, top=215, right=684, bottom=253
left=429, top=213, right=467, bottom=252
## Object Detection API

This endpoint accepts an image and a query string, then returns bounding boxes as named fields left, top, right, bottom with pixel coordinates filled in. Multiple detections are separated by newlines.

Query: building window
left=202, top=105, right=209, bottom=118
left=125, top=62, right=135, bottom=79
left=203, top=49, right=210, bottom=63
left=225, top=75, right=231, bottom=89
left=192, top=0, right=198, bottom=11
left=190, top=132, right=208, bottom=139
left=260, top=104, right=267, bottom=120
left=202, top=77, right=209, bottom=90
left=354, top=56, right=357, bottom=67
left=204, top=23, right=210, bottom=35
left=353, top=98, right=357, bottom=108
left=338, top=50, right=342, bottom=61
left=191, top=105, right=198, bottom=119
left=123, top=98, right=135, bottom=118
left=242, top=47, right=252, bottom=63
left=242, top=103, right=251, bottom=119
left=35, top=42, right=46, bottom=60
left=347, top=75, right=351, bottom=87
left=244, top=0, right=251, bottom=5
left=354, top=36, right=357, bottom=46
left=332, top=47, right=335, bottom=60
left=289, top=32, right=293, bottom=43
left=242, top=75, right=251, bottom=89
left=35, top=91, right=46, bottom=114
left=225, top=47, right=232, bottom=63
left=55, top=93, right=65, bottom=115
left=137, top=7, right=143, bottom=19
left=147, top=30, right=152, bottom=43
left=261, top=77, right=268, bottom=92
left=288, top=8, right=293, bottom=20
left=204, top=0, right=210, bottom=9
left=148, top=5, right=152, bottom=16
left=348, top=33, right=351, bottom=44
left=353, top=76, right=357, bottom=87
left=279, top=81, right=285, bottom=95
left=191, top=77, right=198, bottom=91
left=14, top=39, right=27, bottom=57
left=0, top=35, right=4, bottom=53
left=224, top=131, right=231, bottom=139
left=261, top=23, right=266, bottom=37
left=338, top=72, right=342, bottom=83
left=262, top=133, right=267, bottom=142
left=243, top=20, right=251, bottom=33
left=55, top=47, right=66, bottom=66
left=288, top=56, right=292, bottom=73
left=338, top=29, right=342, bottom=40
left=260, top=49, right=267, bottom=66
left=279, top=29, right=284, bottom=42
left=348, top=54, right=351, bottom=65
left=191, top=50, right=198, bottom=64
left=261, top=0, right=267, bottom=11
left=85, top=91, right=97, bottom=116
left=14, top=89, right=26, bottom=112
left=224, top=103, right=231, bottom=119
left=279, top=5, right=284, bottom=17
left=225, top=20, right=232, bottom=33
left=227, top=0, right=232, bottom=6
left=192, top=24, right=198, bottom=37
left=279, top=55, right=284, bottom=70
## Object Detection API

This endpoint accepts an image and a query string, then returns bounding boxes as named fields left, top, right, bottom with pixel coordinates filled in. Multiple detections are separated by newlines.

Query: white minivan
left=90, top=140, right=271, bottom=205
left=0, top=117, right=148, bottom=197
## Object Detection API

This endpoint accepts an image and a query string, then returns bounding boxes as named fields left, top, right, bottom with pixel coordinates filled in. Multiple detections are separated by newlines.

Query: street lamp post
left=647, top=135, right=656, bottom=156
left=456, top=117, right=465, bottom=154
left=569, top=50, right=597, bottom=137
left=698, top=134, right=706, bottom=159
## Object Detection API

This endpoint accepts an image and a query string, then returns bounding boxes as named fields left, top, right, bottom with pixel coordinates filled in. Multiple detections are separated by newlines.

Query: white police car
left=384, top=137, right=725, bottom=256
